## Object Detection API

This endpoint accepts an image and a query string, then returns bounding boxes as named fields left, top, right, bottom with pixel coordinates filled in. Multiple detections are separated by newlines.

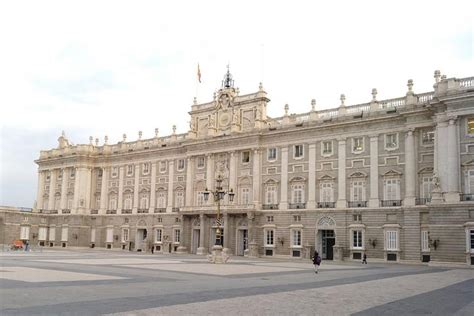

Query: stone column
left=369, top=135, right=380, bottom=207
left=78, top=167, right=92, bottom=212
left=149, top=162, right=157, bottom=212
left=446, top=118, right=460, bottom=202
left=72, top=167, right=80, bottom=212
left=436, top=120, right=449, bottom=193
left=99, top=167, right=108, bottom=214
left=206, top=154, right=214, bottom=205
left=117, top=166, right=124, bottom=212
left=247, top=211, right=258, bottom=257
left=36, top=170, right=46, bottom=211
left=196, top=213, right=207, bottom=255
left=223, top=213, right=231, bottom=253
left=337, top=138, right=347, bottom=208
left=60, top=168, right=68, bottom=210
left=185, top=157, right=193, bottom=207
left=48, top=169, right=56, bottom=210
left=252, top=149, right=261, bottom=209
left=404, top=130, right=416, bottom=206
left=280, top=146, right=288, bottom=209
left=132, top=164, right=140, bottom=213
left=229, top=152, right=237, bottom=197
left=167, top=160, right=175, bottom=212
left=308, top=143, right=316, bottom=209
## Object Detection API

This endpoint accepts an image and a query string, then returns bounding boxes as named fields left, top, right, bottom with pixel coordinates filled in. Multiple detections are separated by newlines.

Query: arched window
left=123, top=193, right=133, bottom=210
left=157, top=189, right=167, bottom=208
left=291, top=183, right=304, bottom=203
left=139, top=194, right=149, bottom=209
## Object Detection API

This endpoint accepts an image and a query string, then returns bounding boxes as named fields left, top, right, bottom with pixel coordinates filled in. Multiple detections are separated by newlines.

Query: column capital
left=405, top=128, right=415, bottom=137
left=448, top=116, right=458, bottom=125
left=337, top=137, right=346, bottom=143
left=308, top=143, right=316, bottom=149
left=369, top=134, right=379, bottom=140
left=281, top=146, right=288, bottom=152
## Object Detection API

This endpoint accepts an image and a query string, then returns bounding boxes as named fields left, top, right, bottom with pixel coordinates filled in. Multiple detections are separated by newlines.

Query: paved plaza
left=0, top=250, right=473, bottom=315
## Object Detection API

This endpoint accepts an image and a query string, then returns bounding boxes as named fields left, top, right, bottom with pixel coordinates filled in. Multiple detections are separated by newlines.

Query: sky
left=0, top=0, right=472, bottom=208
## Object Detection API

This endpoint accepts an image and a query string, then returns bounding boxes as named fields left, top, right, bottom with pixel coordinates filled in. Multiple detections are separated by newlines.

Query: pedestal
left=176, top=246, right=188, bottom=254
left=248, top=241, right=259, bottom=258
left=430, top=190, right=443, bottom=203
left=223, top=247, right=232, bottom=255
left=207, top=245, right=230, bottom=264
left=444, top=192, right=460, bottom=203
left=196, top=247, right=208, bottom=255
left=368, top=199, right=380, bottom=208
left=403, top=197, right=416, bottom=206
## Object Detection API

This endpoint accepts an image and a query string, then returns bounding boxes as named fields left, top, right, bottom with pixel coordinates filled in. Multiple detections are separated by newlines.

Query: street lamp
left=203, top=175, right=235, bottom=247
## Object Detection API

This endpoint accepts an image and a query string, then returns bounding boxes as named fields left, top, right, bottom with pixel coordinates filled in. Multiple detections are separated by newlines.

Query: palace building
left=2, top=69, right=474, bottom=265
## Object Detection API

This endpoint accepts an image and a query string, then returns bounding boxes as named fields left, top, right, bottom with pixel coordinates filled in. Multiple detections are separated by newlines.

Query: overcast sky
left=0, top=0, right=472, bottom=208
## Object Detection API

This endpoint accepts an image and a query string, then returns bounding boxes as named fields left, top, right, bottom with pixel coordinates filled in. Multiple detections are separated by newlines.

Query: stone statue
left=189, top=119, right=196, bottom=132
left=57, top=131, right=70, bottom=149
left=432, top=173, right=441, bottom=191
left=255, top=107, right=262, bottom=121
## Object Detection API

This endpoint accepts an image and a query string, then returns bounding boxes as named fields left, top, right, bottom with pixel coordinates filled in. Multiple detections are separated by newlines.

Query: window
left=157, top=191, right=167, bottom=208
left=322, top=141, right=333, bottom=155
left=127, top=165, right=134, bottom=176
left=90, top=228, right=96, bottom=243
left=351, top=181, right=366, bottom=201
left=353, top=214, right=362, bottom=222
left=422, top=130, right=435, bottom=145
left=70, top=169, right=75, bottom=179
left=385, top=133, right=398, bottom=150
left=352, top=137, right=364, bottom=152
left=177, top=159, right=185, bottom=171
left=241, top=187, right=251, bottom=205
left=159, top=161, right=167, bottom=173
left=268, top=148, right=277, bottom=161
left=106, top=228, right=113, bottom=243
left=157, top=217, right=162, bottom=223
left=109, top=197, right=117, bottom=210
left=143, top=163, right=150, bottom=175
left=468, top=118, right=474, bottom=135
left=54, top=196, right=61, bottom=210
left=139, top=195, right=149, bottom=209
left=95, top=196, right=101, bottom=209
left=156, top=229, right=162, bottom=242
left=122, top=229, right=129, bottom=242
left=38, top=227, right=47, bottom=241
left=321, top=182, right=334, bottom=202
left=292, top=184, right=304, bottom=203
left=20, top=226, right=30, bottom=240
left=242, top=151, right=250, bottom=163
left=49, top=227, right=56, bottom=241
left=111, top=167, right=118, bottom=178
left=294, top=145, right=304, bottom=158
left=352, top=230, right=363, bottom=249
left=61, top=227, right=69, bottom=242
left=174, top=229, right=181, bottom=243
left=470, top=229, right=474, bottom=251
left=265, top=185, right=277, bottom=204
left=196, top=191, right=205, bottom=206
left=58, top=171, right=63, bottom=180
left=421, top=176, right=433, bottom=198
left=97, top=169, right=103, bottom=178
left=267, top=216, right=274, bottom=222
left=291, top=230, right=302, bottom=247
left=265, top=230, right=274, bottom=246
left=421, top=231, right=430, bottom=252
left=467, top=170, right=474, bottom=194
left=123, top=194, right=132, bottom=210
left=293, top=215, right=301, bottom=222
left=385, top=231, right=398, bottom=251
left=175, top=191, right=184, bottom=207
left=197, top=156, right=205, bottom=169
left=384, top=179, right=400, bottom=200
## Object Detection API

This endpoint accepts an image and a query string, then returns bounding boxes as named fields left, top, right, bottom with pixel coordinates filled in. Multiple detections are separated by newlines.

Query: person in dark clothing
left=362, top=253, right=367, bottom=264
left=312, top=250, right=322, bottom=273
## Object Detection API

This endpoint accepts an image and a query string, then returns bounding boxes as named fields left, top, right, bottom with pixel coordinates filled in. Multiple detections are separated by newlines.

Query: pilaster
left=35, top=171, right=45, bottom=212
left=60, top=168, right=68, bottom=210
left=206, top=154, right=214, bottom=205
left=445, top=117, right=460, bottom=202
left=48, top=169, right=56, bottom=210
left=279, top=146, right=288, bottom=210
left=229, top=152, right=237, bottom=198
left=185, top=157, right=193, bottom=207
left=307, top=143, right=316, bottom=209
left=117, top=166, right=124, bottom=212
left=133, top=164, right=140, bottom=214
left=252, top=149, right=261, bottom=209
left=196, top=213, right=208, bottom=255
left=99, top=167, right=108, bottom=214
left=337, top=138, right=347, bottom=208
left=149, top=162, right=157, bottom=211
left=369, top=135, right=380, bottom=207
left=167, top=160, right=175, bottom=212
left=404, top=130, right=416, bottom=206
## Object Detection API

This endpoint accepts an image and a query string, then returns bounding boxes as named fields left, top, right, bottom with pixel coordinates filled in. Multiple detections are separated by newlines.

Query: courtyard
left=0, top=250, right=473, bottom=315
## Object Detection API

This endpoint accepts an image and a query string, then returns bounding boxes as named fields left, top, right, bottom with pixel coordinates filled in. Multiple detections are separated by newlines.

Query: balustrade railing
left=154, top=208, right=166, bottom=213
left=106, top=210, right=117, bottom=214
left=348, top=201, right=367, bottom=208
left=380, top=97, right=405, bottom=109
left=289, top=203, right=306, bottom=209
left=90, top=209, right=98, bottom=214
left=137, top=209, right=149, bottom=214
left=317, top=202, right=335, bottom=208
left=381, top=200, right=402, bottom=207
left=459, top=77, right=474, bottom=89
left=262, top=204, right=279, bottom=210
left=461, top=194, right=474, bottom=201
left=417, top=92, right=434, bottom=104
left=415, top=197, right=431, bottom=205
left=172, top=207, right=180, bottom=212
left=122, top=209, right=132, bottom=214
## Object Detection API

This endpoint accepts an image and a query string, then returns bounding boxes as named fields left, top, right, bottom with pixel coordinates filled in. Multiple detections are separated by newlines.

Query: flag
left=197, top=63, right=201, bottom=83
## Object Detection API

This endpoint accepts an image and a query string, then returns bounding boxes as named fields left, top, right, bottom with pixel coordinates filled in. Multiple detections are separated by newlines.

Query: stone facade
left=2, top=70, right=474, bottom=265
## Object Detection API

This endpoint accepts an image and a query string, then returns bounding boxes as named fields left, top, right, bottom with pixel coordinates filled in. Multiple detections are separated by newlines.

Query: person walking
left=362, top=253, right=367, bottom=264
left=312, top=250, right=322, bottom=274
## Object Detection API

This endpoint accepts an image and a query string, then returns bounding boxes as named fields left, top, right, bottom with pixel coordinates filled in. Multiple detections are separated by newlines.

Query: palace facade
left=2, top=70, right=474, bottom=265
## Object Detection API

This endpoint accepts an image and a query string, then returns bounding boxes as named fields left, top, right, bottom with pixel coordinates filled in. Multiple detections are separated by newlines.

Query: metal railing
left=90, top=209, right=98, bottom=214
left=289, top=203, right=306, bottom=209
left=348, top=201, right=367, bottom=208
left=172, top=207, right=180, bottom=212
left=137, top=209, right=149, bottom=214
left=122, top=209, right=132, bottom=214
left=106, top=210, right=117, bottom=214
left=381, top=200, right=402, bottom=207
left=415, top=197, right=431, bottom=205
left=461, top=194, right=474, bottom=201
left=317, top=202, right=335, bottom=208
left=262, top=204, right=279, bottom=210
left=154, top=208, right=166, bottom=213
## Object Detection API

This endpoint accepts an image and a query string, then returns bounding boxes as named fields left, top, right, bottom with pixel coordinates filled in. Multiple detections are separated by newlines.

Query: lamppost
left=203, top=174, right=235, bottom=263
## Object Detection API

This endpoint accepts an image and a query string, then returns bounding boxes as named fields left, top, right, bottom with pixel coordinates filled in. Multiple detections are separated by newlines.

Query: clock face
left=219, top=112, right=230, bottom=127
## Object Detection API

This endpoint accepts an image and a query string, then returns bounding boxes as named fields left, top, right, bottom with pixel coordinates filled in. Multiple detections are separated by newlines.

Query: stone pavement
left=0, top=250, right=473, bottom=315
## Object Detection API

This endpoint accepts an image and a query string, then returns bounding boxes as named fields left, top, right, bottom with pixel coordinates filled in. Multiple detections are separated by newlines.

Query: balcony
left=137, top=209, right=149, bottom=214
left=154, top=208, right=166, bottom=213
left=122, top=209, right=132, bottom=214
left=317, top=202, right=335, bottom=208
left=106, top=210, right=117, bottom=214
left=348, top=201, right=367, bottom=208
left=289, top=203, right=306, bottom=209
left=90, top=209, right=98, bottom=214
left=381, top=200, right=402, bottom=207
left=461, top=194, right=474, bottom=201
left=50, top=210, right=59, bottom=214
left=262, top=204, right=279, bottom=210
left=172, top=207, right=180, bottom=212
left=415, top=197, right=431, bottom=205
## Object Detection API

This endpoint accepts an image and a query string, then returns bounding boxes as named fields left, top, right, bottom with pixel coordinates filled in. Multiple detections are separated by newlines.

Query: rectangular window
left=422, top=130, right=435, bottom=145
left=20, top=226, right=30, bottom=240
left=267, top=216, right=274, bottom=222
left=468, top=170, right=474, bottom=194
left=294, top=145, right=304, bottom=158
left=49, top=227, right=56, bottom=241
left=385, top=133, right=398, bottom=149
left=268, top=148, right=277, bottom=161
left=242, top=151, right=250, bottom=163
left=353, top=137, right=363, bottom=152
left=90, top=228, right=96, bottom=243
left=321, top=182, right=334, bottom=202
left=421, top=231, right=430, bottom=252
left=38, top=227, right=47, bottom=241
left=61, top=227, right=69, bottom=242
left=175, top=191, right=184, bottom=207
left=70, top=169, right=75, bottom=179
left=351, top=181, right=365, bottom=201
left=322, top=141, right=333, bottom=155
left=174, top=230, right=181, bottom=243
left=196, top=191, right=205, bottom=206
left=197, top=157, right=205, bottom=169
left=122, top=229, right=129, bottom=242
left=292, top=230, right=302, bottom=247
left=159, top=161, right=167, bottom=173
left=421, top=176, right=433, bottom=198
left=111, top=167, right=118, bottom=178
left=177, top=159, right=185, bottom=171
left=293, top=215, right=301, bottom=222
left=143, top=163, right=150, bottom=175
left=265, top=186, right=277, bottom=204
left=157, top=192, right=167, bottom=208
left=265, top=230, right=274, bottom=246
left=127, top=165, right=134, bottom=176
left=384, top=179, right=400, bottom=200
left=470, top=230, right=474, bottom=250
left=385, top=231, right=398, bottom=251
left=106, top=228, right=113, bottom=243
left=353, top=214, right=362, bottom=222
left=292, top=184, right=304, bottom=203
left=241, top=187, right=250, bottom=205
left=468, top=118, right=474, bottom=135
left=156, top=229, right=162, bottom=242
left=352, top=230, right=363, bottom=248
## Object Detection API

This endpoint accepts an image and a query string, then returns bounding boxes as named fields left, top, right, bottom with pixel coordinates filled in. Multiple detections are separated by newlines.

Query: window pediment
left=382, top=170, right=402, bottom=177
left=319, top=174, right=335, bottom=181
left=348, top=171, right=367, bottom=179
left=418, top=167, right=434, bottom=174
left=264, top=178, right=279, bottom=185
left=462, top=159, right=474, bottom=167
left=289, top=176, right=306, bottom=183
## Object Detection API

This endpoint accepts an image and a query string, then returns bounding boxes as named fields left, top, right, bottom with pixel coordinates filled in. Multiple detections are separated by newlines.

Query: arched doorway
left=315, top=216, right=336, bottom=260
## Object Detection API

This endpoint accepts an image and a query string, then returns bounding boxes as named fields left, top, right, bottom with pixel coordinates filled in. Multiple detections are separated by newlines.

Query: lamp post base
left=208, top=245, right=230, bottom=264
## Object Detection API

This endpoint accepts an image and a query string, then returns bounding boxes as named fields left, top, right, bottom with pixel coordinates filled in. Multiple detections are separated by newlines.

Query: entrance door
left=236, top=229, right=248, bottom=256
left=192, top=229, right=200, bottom=254
left=321, top=230, right=335, bottom=260
left=136, top=229, right=147, bottom=252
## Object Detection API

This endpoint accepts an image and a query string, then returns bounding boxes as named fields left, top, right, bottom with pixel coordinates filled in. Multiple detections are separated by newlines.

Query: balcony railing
left=90, top=209, right=98, bottom=214
left=317, top=202, right=335, bottom=208
left=106, top=210, right=117, bottom=214
left=289, top=203, right=306, bottom=209
left=137, top=209, right=149, bottom=214
left=381, top=200, right=402, bottom=207
left=122, top=209, right=132, bottom=214
left=50, top=210, right=59, bottom=214
left=461, top=194, right=474, bottom=201
left=154, top=208, right=166, bottom=213
left=348, top=201, right=367, bottom=208
left=416, top=197, right=431, bottom=205
left=262, top=204, right=279, bottom=210
left=172, top=207, right=180, bottom=212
